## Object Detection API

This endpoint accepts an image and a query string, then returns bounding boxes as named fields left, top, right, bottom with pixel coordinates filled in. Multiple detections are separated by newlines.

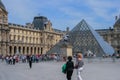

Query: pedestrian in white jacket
left=75, top=53, right=84, bottom=80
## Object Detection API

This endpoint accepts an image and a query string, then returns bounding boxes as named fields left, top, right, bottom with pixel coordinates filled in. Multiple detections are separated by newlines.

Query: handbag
left=62, top=63, right=66, bottom=74
left=74, top=64, right=78, bottom=69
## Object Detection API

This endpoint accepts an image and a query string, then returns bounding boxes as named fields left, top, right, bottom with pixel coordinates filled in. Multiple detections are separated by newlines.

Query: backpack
left=62, top=63, right=66, bottom=74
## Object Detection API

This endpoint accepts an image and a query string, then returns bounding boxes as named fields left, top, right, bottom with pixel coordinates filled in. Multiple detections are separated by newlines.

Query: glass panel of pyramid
left=47, top=19, right=115, bottom=57
left=69, top=19, right=114, bottom=56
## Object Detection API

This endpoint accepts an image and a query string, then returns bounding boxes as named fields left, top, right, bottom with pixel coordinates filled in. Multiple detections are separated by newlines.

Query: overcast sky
left=3, top=0, right=120, bottom=30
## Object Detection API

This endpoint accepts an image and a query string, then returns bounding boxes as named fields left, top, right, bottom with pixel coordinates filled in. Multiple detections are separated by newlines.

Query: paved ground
left=0, top=58, right=120, bottom=80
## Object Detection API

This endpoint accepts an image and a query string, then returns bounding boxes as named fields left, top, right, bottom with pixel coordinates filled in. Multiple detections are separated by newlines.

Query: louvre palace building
left=0, top=0, right=64, bottom=56
left=0, top=0, right=120, bottom=56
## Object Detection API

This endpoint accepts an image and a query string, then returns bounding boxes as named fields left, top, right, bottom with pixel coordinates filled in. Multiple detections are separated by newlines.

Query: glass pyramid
left=47, top=19, right=115, bottom=57
left=69, top=19, right=114, bottom=56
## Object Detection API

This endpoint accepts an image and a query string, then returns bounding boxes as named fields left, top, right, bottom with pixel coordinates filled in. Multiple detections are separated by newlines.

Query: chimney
left=66, top=27, right=69, bottom=32
left=115, top=16, right=118, bottom=21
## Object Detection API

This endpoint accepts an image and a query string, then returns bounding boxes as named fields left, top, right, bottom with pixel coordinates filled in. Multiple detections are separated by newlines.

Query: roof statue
left=46, top=19, right=115, bottom=57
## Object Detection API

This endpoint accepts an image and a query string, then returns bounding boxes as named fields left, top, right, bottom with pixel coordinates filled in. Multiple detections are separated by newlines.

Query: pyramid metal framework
left=69, top=19, right=114, bottom=56
left=47, top=20, right=115, bottom=57
left=46, top=40, right=63, bottom=54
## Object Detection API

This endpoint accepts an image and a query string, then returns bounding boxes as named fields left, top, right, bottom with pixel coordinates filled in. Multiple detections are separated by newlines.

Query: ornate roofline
left=0, top=0, right=8, bottom=13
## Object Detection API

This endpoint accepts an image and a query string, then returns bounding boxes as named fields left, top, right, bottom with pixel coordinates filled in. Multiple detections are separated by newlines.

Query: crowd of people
left=0, top=54, right=65, bottom=65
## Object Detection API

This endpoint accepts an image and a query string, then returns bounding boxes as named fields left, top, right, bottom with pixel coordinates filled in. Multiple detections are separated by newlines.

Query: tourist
left=13, top=55, right=16, bottom=65
left=66, top=56, right=74, bottom=80
left=28, top=55, right=32, bottom=68
left=75, top=53, right=84, bottom=80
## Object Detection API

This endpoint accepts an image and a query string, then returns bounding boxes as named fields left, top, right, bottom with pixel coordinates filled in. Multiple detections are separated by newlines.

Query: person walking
left=13, top=55, right=16, bottom=65
left=28, top=55, right=32, bottom=68
left=75, top=53, right=84, bottom=80
left=66, top=56, right=74, bottom=80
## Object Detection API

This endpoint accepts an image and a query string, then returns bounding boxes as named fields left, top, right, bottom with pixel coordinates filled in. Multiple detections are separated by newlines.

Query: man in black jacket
left=28, top=55, right=32, bottom=68
left=66, top=56, right=74, bottom=80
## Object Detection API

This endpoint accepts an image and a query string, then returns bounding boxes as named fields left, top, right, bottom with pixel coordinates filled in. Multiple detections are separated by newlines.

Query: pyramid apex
left=80, top=19, right=87, bottom=24
left=81, top=19, right=85, bottom=21
left=81, top=19, right=86, bottom=22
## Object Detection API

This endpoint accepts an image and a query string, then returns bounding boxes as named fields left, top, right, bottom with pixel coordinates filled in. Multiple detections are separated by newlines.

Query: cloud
left=2, top=0, right=120, bottom=30
left=85, top=0, right=120, bottom=19
left=84, top=0, right=120, bottom=29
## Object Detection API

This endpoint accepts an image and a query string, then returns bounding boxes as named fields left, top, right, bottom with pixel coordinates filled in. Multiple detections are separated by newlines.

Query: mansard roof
left=32, top=16, right=48, bottom=30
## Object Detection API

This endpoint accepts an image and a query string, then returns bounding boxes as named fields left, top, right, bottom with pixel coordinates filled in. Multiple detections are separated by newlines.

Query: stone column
left=28, top=47, right=30, bottom=55
left=32, top=47, right=33, bottom=54
left=25, top=47, right=27, bottom=55
left=21, top=46, right=23, bottom=54
left=12, top=46, right=14, bottom=55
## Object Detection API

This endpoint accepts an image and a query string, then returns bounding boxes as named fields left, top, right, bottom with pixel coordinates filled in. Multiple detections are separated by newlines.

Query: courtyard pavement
left=0, top=58, right=120, bottom=80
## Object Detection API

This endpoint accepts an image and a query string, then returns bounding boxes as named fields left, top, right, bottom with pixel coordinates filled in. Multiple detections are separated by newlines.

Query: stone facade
left=0, top=1, right=63, bottom=56
left=8, top=23, right=63, bottom=55
left=0, top=0, right=9, bottom=56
